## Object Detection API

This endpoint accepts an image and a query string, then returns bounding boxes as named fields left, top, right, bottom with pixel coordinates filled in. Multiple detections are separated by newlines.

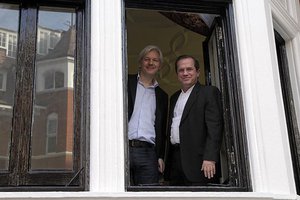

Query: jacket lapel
left=170, top=91, right=181, bottom=119
left=180, top=82, right=200, bottom=124
left=155, top=87, right=162, bottom=116
left=129, top=74, right=138, bottom=105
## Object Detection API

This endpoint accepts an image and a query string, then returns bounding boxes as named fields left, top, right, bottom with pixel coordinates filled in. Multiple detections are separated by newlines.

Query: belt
left=172, top=143, right=180, bottom=149
left=129, top=140, right=154, bottom=148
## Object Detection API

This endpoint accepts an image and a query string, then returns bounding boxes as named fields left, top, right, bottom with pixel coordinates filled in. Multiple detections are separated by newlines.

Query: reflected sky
left=0, top=7, right=18, bottom=31
left=0, top=6, right=74, bottom=32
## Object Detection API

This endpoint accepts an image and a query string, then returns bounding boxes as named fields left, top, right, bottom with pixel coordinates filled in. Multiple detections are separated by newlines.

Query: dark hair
left=174, top=55, right=200, bottom=73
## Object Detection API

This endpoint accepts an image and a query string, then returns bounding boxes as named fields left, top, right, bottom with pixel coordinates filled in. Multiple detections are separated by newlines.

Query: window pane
left=0, top=32, right=6, bottom=48
left=0, top=73, right=3, bottom=89
left=44, top=71, right=54, bottom=89
left=31, top=7, right=76, bottom=170
left=47, top=136, right=57, bottom=153
left=0, top=3, right=18, bottom=171
left=55, top=71, right=64, bottom=88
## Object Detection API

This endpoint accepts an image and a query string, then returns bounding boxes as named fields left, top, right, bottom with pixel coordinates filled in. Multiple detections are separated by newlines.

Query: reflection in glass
left=31, top=7, right=76, bottom=170
left=0, top=4, right=18, bottom=170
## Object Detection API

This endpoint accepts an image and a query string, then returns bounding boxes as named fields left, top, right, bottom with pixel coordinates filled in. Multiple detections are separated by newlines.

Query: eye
left=187, top=68, right=194, bottom=72
left=143, top=57, right=160, bottom=63
left=178, top=69, right=184, bottom=73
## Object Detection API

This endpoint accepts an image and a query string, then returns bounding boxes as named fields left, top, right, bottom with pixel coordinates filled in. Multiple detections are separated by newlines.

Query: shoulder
left=170, top=90, right=181, bottom=100
left=156, top=86, right=168, bottom=99
left=199, top=84, right=220, bottom=93
left=128, top=74, right=138, bottom=85
left=198, top=85, right=221, bottom=101
left=128, top=74, right=137, bottom=81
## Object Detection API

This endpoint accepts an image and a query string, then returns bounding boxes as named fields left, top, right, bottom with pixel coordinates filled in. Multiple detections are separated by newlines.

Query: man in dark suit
left=165, top=55, right=223, bottom=186
left=128, top=45, right=168, bottom=186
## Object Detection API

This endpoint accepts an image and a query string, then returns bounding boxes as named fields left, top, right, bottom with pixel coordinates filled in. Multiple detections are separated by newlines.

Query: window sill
left=0, top=192, right=298, bottom=200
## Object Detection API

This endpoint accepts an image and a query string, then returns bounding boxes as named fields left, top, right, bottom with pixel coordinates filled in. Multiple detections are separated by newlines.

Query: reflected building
left=0, top=25, right=75, bottom=170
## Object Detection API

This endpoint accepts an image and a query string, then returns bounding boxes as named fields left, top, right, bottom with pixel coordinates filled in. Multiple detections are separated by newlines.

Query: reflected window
left=7, top=34, right=17, bottom=58
left=0, top=73, right=2, bottom=89
left=0, top=72, right=5, bottom=90
left=50, top=32, right=60, bottom=49
left=0, top=32, right=6, bottom=47
left=46, top=113, right=58, bottom=153
left=39, top=31, right=49, bottom=55
left=44, top=71, right=65, bottom=89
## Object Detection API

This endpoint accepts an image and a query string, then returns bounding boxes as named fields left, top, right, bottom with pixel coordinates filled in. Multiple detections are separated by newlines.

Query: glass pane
left=31, top=7, right=76, bottom=170
left=0, top=4, right=19, bottom=171
left=55, top=71, right=64, bottom=88
left=47, top=136, right=57, bottom=153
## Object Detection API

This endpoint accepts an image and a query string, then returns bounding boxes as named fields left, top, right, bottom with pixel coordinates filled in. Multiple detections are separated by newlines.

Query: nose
left=183, top=69, right=189, bottom=75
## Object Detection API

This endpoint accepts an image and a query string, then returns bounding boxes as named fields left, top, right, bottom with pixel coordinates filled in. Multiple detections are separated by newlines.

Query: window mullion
left=9, top=5, right=38, bottom=186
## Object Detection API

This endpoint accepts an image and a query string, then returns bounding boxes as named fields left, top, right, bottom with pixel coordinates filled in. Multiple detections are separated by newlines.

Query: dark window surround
left=0, top=0, right=90, bottom=191
left=124, top=0, right=251, bottom=192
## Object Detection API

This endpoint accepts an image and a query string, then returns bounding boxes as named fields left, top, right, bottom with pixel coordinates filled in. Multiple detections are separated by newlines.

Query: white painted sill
left=0, top=192, right=298, bottom=200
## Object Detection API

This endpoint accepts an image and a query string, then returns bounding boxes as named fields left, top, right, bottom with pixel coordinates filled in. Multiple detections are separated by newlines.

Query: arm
left=203, top=86, right=223, bottom=162
left=202, top=87, right=223, bottom=178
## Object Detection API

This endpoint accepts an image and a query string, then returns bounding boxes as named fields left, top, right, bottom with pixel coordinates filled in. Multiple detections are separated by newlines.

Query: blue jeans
left=129, top=146, right=159, bottom=186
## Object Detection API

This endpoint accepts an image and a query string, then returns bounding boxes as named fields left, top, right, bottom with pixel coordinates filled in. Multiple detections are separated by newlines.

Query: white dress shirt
left=128, top=76, right=158, bottom=144
left=170, top=85, right=195, bottom=144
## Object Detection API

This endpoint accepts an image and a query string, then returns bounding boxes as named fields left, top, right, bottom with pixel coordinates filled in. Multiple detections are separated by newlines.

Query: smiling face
left=139, top=50, right=161, bottom=78
left=176, top=57, right=200, bottom=92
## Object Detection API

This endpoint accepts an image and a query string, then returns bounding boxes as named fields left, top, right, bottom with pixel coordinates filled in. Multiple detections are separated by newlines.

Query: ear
left=196, top=70, right=200, bottom=77
left=157, top=63, right=162, bottom=70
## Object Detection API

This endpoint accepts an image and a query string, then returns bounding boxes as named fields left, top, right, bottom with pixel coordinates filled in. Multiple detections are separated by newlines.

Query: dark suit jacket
left=165, top=82, right=223, bottom=182
left=128, top=74, right=168, bottom=159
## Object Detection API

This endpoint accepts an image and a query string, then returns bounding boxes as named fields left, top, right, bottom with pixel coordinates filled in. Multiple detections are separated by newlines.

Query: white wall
left=90, top=0, right=125, bottom=193
left=234, top=0, right=299, bottom=195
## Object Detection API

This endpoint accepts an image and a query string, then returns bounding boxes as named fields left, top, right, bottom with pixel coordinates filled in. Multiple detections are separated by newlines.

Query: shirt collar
left=181, top=84, right=195, bottom=94
left=137, top=73, right=159, bottom=88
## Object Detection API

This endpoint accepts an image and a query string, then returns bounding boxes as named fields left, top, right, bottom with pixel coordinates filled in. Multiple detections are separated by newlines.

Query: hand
left=158, top=158, right=165, bottom=173
left=201, top=160, right=216, bottom=179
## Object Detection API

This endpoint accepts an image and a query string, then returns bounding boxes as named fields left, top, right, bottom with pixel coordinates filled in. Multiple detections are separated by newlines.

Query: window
left=0, top=4, right=17, bottom=174
left=125, top=0, right=250, bottom=191
left=44, top=71, right=65, bottom=90
left=0, top=0, right=89, bottom=191
left=7, top=34, right=17, bottom=58
left=0, top=32, right=6, bottom=47
left=38, top=31, right=49, bottom=55
left=0, top=73, right=3, bottom=89
left=0, top=71, right=7, bottom=91
left=50, top=32, right=60, bottom=49
left=46, top=113, right=58, bottom=153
